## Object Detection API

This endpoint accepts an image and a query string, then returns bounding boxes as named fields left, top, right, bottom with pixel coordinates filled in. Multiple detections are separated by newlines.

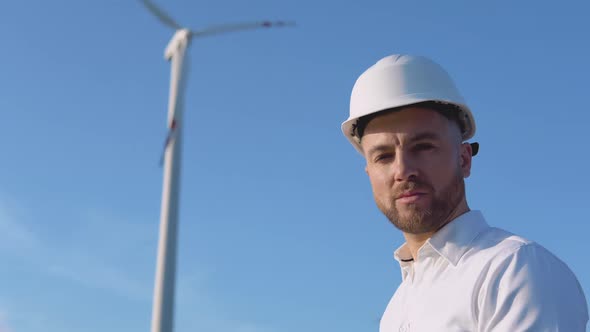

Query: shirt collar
left=393, top=210, right=490, bottom=266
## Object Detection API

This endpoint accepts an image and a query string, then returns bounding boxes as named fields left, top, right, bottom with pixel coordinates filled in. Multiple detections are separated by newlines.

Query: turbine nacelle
left=164, top=29, right=190, bottom=60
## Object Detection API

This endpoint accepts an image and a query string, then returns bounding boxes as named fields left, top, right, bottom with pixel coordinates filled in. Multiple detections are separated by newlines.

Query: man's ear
left=460, top=143, right=473, bottom=178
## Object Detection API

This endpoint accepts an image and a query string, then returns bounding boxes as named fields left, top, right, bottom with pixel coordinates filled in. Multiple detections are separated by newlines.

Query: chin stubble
left=378, top=169, right=465, bottom=234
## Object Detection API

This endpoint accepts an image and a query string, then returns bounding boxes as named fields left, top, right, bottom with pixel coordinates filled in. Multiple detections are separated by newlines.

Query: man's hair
left=353, top=101, right=466, bottom=140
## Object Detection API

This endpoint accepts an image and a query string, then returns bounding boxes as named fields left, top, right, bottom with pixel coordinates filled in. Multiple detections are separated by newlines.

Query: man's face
left=360, top=107, right=472, bottom=234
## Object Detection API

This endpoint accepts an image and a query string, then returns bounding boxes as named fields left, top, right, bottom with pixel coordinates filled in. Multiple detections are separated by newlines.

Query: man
left=341, top=54, right=588, bottom=331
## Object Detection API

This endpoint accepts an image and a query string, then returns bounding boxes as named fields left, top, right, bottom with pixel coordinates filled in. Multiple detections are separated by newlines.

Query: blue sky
left=1, top=0, right=589, bottom=331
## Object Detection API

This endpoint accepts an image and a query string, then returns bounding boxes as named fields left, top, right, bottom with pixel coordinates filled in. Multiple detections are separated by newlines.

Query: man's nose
left=394, top=151, right=419, bottom=182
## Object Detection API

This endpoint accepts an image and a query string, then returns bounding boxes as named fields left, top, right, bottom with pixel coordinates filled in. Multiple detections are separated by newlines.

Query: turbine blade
left=140, top=0, right=182, bottom=30
left=191, top=20, right=295, bottom=38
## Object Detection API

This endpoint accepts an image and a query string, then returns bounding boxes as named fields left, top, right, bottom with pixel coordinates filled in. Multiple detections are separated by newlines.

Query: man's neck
left=403, top=202, right=470, bottom=261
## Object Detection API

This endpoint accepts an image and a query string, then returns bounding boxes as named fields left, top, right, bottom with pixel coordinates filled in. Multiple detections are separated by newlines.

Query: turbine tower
left=139, top=1, right=294, bottom=331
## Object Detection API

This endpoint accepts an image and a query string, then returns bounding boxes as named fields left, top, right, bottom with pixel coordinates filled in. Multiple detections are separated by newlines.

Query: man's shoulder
left=467, top=226, right=582, bottom=287
left=465, top=225, right=572, bottom=272
left=464, top=225, right=532, bottom=261
left=472, top=227, right=589, bottom=329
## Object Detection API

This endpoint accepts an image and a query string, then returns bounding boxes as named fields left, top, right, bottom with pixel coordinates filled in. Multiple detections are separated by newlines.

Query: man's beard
left=376, top=169, right=465, bottom=234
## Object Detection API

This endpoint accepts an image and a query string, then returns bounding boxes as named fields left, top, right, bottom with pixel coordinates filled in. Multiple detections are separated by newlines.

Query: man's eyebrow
left=366, top=144, right=392, bottom=157
left=408, top=132, right=441, bottom=142
left=365, top=132, right=443, bottom=156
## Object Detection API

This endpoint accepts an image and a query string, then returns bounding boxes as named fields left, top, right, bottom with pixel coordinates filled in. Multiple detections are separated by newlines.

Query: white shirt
left=380, top=210, right=588, bottom=332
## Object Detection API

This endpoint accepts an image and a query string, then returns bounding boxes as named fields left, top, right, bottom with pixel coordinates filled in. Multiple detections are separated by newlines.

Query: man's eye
left=374, top=153, right=394, bottom=162
left=414, top=143, right=435, bottom=151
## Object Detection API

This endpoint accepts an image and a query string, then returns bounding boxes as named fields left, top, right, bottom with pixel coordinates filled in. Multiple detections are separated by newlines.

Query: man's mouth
left=396, top=191, right=427, bottom=204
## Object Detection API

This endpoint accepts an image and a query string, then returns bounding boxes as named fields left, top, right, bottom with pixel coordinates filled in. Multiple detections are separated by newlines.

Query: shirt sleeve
left=477, top=243, right=588, bottom=332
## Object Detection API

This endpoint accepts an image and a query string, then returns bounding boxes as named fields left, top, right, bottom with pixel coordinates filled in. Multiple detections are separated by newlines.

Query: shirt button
left=399, top=323, right=410, bottom=332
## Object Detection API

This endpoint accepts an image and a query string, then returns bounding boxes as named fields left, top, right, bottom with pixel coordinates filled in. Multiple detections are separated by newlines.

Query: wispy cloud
left=0, top=309, right=13, bottom=332
left=0, top=195, right=280, bottom=332
left=0, top=197, right=39, bottom=253
left=0, top=196, right=153, bottom=300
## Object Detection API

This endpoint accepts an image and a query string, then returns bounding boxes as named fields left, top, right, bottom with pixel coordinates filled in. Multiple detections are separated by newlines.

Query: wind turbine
left=139, top=1, right=294, bottom=332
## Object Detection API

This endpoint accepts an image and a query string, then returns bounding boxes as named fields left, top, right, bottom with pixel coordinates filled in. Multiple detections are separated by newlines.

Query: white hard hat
left=341, top=54, right=477, bottom=156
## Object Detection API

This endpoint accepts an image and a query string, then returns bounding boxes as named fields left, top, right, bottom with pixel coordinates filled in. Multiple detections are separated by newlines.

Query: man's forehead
left=363, top=107, right=452, bottom=135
